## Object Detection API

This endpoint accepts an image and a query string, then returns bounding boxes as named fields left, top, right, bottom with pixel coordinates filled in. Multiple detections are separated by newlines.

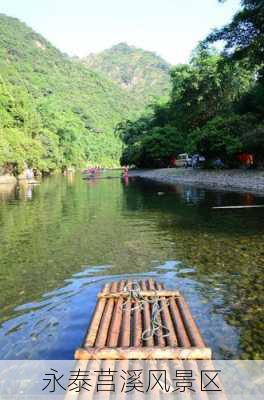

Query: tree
left=206, top=1, right=264, bottom=77
left=169, top=48, right=253, bottom=131
left=140, top=127, right=185, bottom=167
left=188, top=115, right=244, bottom=160
left=120, top=126, right=184, bottom=167
left=120, top=2, right=263, bottom=169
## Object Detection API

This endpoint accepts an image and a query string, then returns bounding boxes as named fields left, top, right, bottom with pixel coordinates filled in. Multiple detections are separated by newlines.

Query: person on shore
left=123, top=166, right=129, bottom=177
left=212, top=158, right=225, bottom=169
left=122, top=166, right=129, bottom=186
left=191, top=155, right=199, bottom=168
left=236, top=153, right=254, bottom=169
left=88, top=167, right=96, bottom=175
left=25, top=168, right=34, bottom=180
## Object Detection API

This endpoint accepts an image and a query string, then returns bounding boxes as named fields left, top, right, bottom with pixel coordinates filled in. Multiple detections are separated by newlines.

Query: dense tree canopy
left=1, top=2, right=264, bottom=172
left=0, top=15, right=170, bottom=173
left=120, top=1, right=264, bottom=168
left=207, top=1, right=264, bottom=76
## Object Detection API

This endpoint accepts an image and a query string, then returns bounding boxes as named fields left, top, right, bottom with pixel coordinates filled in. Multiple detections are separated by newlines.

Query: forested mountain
left=0, top=15, right=168, bottom=172
left=82, top=43, right=171, bottom=108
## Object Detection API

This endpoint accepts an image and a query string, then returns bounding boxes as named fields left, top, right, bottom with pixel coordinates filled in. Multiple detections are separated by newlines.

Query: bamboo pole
left=84, top=283, right=111, bottom=347
left=132, top=285, right=142, bottom=347
left=147, top=279, right=166, bottom=347
left=97, top=290, right=181, bottom=299
left=213, top=205, right=264, bottom=209
left=159, top=282, right=191, bottom=348
left=157, top=288, right=193, bottom=397
left=140, top=280, right=155, bottom=347
left=119, top=280, right=132, bottom=347
left=75, top=346, right=212, bottom=360
left=94, top=281, right=119, bottom=347
left=156, top=282, right=178, bottom=347
left=169, top=298, right=191, bottom=348
left=107, top=280, right=126, bottom=347
left=177, top=296, right=205, bottom=348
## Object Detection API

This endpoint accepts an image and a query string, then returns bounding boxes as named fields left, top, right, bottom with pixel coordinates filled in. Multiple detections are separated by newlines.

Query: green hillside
left=82, top=43, right=171, bottom=108
left=0, top=15, right=143, bottom=171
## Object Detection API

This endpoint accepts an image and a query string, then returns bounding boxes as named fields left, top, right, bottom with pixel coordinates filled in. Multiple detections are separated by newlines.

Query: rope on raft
left=121, top=280, right=170, bottom=341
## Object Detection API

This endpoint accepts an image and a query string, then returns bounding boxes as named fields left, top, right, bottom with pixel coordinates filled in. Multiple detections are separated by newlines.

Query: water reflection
left=0, top=261, right=239, bottom=360
left=122, top=178, right=264, bottom=359
left=0, top=183, right=17, bottom=201
left=18, top=182, right=35, bottom=201
left=0, top=174, right=263, bottom=360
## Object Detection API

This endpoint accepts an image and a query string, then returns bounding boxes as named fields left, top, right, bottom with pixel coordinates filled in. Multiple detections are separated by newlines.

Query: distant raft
left=82, top=175, right=121, bottom=180
left=75, top=279, right=211, bottom=360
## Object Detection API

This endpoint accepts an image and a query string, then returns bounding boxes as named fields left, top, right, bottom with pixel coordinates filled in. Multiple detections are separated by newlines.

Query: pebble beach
left=129, top=168, right=264, bottom=194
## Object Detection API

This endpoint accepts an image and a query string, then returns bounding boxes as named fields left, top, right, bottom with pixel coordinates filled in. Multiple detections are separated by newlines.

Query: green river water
left=0, top=173, right=263, bottom=359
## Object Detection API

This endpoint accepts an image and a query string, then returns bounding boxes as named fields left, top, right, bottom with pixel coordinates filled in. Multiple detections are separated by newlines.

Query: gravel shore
left=129, top=168, right=264, bottom=194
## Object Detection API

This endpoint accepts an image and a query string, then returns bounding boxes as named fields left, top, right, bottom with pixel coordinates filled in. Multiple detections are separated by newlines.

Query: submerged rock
left=0, top=174, right=17, bottom=185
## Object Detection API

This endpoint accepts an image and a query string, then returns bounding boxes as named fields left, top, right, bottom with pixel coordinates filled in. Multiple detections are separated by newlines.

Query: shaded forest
left=119, top=0, right=264, bottom=168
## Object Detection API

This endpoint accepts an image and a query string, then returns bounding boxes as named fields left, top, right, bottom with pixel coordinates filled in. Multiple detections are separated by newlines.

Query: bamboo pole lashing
left=140, top=280, right=155, bottom=347
left=147, top=279, right=166, bottom=347
left=155, top=282, right=178, bottom=347
left=97, top=289, right=181, bottom=299
left=75, top=346, right=212, bottom=360
left=132, top=295, right=142, bottom=347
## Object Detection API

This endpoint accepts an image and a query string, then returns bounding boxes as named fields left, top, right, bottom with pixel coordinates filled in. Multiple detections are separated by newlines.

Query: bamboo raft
left=75, top=279, right=212, bottom=361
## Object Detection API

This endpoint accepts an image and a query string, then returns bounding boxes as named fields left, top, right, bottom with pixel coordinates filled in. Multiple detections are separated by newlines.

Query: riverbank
left=129, top=168, right=264, bottom=194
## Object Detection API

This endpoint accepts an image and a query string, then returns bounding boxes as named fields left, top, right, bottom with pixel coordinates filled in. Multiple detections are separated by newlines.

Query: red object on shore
left=170, top=157, right=177, bottom=167
left=236, top=153, right=254, bottom=167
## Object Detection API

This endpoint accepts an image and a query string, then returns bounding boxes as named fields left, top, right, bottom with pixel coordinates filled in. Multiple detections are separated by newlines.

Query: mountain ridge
left=0, top=14, right=171, bottom=170
left=82, top=42, right=171, bottom=106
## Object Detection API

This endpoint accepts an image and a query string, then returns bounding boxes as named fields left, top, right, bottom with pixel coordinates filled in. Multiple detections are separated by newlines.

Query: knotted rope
left=121, top=281, right=170, bottom=341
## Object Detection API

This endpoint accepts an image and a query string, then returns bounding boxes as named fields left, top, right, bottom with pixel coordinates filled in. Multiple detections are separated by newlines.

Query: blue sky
left=1, top=0, right=241, bottom=64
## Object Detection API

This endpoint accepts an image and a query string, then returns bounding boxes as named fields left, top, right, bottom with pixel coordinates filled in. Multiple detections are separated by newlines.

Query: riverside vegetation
left=1, top=1, right=263, bottom=175
left=119, top=0, right=264, bottom=168
left=0, top=15, right=170, bottom=173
